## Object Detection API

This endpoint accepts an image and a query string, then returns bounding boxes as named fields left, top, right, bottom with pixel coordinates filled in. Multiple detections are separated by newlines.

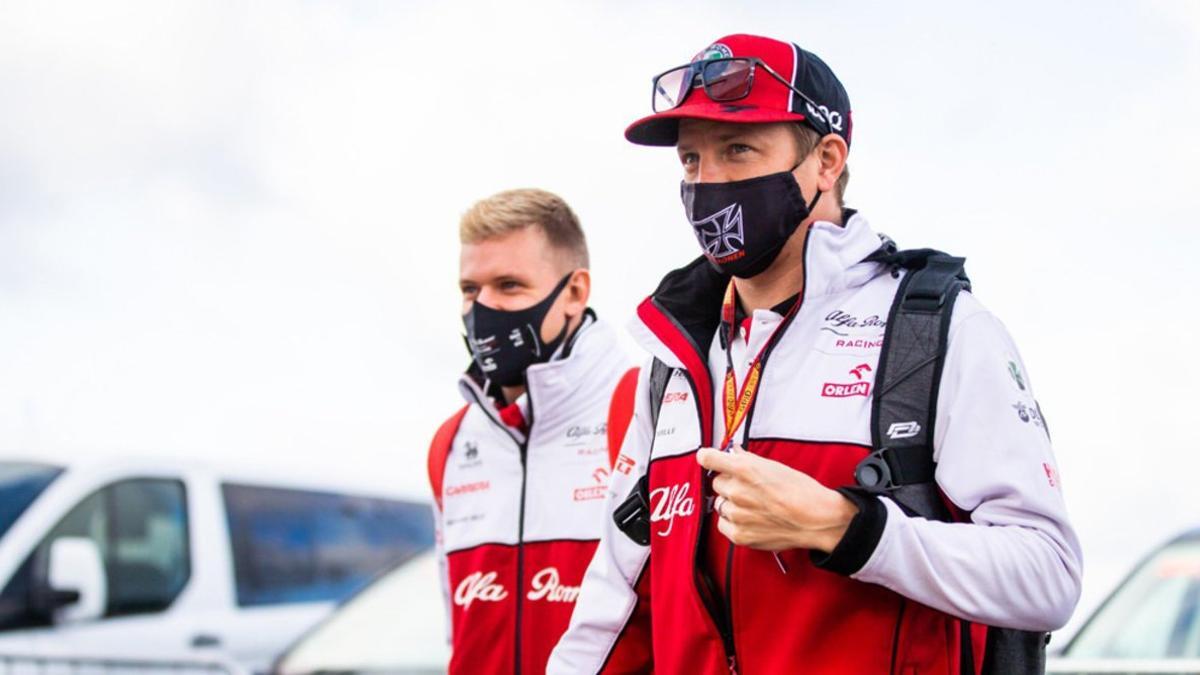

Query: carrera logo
left=526, top=567, right=581, bottom=603
left=445, top=480, right=490, bottom=497
left=572, top=467, right=609, bottom=501
left=649, top=482, right=695, bottom=537
left=663, top=391, right=689, bottom=404
left=614, top=453, right=636, bottom=476
left=454, top=571, right=508, bottom=609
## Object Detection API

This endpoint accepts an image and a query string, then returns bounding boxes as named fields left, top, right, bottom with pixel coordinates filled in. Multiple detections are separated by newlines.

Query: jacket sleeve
left=820, top=296, right=1083, bottom=632
left=547, top=357, right=656, bottom=674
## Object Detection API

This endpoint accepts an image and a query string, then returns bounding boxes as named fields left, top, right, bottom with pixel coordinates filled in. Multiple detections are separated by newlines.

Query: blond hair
left=459, top=188, right=589, bottom=269
left=791, top=124, right=850, bottom=208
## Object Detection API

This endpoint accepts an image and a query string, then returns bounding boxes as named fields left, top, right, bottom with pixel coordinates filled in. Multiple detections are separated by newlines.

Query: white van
left=0, top=454, right=434, bottom=673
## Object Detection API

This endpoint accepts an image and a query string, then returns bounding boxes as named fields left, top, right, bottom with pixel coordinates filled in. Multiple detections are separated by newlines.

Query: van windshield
left=0, top=462, right=63, bottom=539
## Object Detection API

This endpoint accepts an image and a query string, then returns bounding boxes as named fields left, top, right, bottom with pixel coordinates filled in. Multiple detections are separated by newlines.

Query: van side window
left=0, top=479, right=190, bottom=630
left=221, top=483, right=433, bottom=607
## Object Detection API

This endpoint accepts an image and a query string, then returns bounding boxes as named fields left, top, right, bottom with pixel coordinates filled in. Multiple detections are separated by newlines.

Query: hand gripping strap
left=428, top=405, right=470, bottom=512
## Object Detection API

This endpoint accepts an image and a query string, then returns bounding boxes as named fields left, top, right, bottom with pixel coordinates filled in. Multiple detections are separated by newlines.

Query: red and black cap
left=626, top=34, right=852, bottom=148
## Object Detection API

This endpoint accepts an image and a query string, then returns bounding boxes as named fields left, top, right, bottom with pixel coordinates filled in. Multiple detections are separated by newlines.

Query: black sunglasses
left=650, top=57, right=833, bottom=136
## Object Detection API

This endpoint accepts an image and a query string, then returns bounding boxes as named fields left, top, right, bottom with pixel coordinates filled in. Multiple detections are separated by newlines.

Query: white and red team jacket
left=548, top=213, right=1084, bottom=674
left=429, top=314, right=633, bottom=674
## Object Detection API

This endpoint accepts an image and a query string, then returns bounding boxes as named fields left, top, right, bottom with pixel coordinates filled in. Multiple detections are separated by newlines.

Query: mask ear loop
left=527, top=271, right=578, bottom=359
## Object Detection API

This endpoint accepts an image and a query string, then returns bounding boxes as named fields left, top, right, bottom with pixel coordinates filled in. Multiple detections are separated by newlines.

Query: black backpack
left=612, top=248, right=1048, bottom=674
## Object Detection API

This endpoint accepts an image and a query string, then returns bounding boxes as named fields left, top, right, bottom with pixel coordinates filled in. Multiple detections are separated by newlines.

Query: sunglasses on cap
left=651, top=57, right=833, bottom=136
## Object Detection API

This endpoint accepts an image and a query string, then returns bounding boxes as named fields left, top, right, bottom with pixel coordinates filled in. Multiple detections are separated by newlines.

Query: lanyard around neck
left=717, top=280, right=801, bottom=450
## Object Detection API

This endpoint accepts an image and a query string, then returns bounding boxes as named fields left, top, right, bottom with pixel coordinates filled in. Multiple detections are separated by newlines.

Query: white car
left=0, top=454, right=434, bottom=673
left=1049, top=527, right=1200, bottom=672
left=272, top=550, right=449, bottom=674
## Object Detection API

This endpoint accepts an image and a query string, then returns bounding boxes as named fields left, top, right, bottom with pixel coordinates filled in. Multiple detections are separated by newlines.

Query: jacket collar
left=629, top=210, right=888, bottom=369
left=459, top=312, right=622, bottom=438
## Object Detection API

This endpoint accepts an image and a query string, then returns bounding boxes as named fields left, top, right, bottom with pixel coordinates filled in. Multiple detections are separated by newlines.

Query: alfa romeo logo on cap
left=694, top=42, right=732, bottom=62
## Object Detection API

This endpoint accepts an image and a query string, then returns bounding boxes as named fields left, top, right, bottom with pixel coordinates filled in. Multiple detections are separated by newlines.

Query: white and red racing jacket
left=430, top=314, right=632, bottom=674
left=548, top=213, right=1083, bottom=674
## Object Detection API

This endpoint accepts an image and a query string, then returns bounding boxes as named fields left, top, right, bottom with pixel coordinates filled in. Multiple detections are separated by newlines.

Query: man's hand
left=697, top=444, right=858, bottom=553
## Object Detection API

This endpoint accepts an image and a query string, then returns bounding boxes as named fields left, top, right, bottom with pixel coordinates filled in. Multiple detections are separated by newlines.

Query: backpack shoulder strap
left=646, top=358, right=672, bottom=433
left=428, top=405, right=470, bottom=512
left=607, top=367, right=641, bottom=467
left=854, top=250, right=970, bottom=521
left=860, top=244, right=1046, bottom=674
left=611, top=357, right=673, bottom=547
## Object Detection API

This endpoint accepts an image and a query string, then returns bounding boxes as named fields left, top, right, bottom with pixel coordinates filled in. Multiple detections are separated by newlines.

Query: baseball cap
left=625, top=34, right=852, bottom=148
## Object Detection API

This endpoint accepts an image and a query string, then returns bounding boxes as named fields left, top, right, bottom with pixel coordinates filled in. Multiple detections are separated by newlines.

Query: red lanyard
left=717, top=280, right=800, bottom=450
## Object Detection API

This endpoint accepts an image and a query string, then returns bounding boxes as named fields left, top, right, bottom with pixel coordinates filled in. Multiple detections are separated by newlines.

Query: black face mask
left=681, top=169, right=821, bottom=278
left=462, top=273, right=574, bottom=387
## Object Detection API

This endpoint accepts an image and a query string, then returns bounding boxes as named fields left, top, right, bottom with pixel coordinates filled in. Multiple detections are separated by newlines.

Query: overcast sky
left=2, top=0, right=1198, bottom=636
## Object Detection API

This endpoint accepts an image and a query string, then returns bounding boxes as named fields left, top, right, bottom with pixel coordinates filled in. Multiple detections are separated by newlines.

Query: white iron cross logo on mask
left=691, top=203, right=745, bottom=263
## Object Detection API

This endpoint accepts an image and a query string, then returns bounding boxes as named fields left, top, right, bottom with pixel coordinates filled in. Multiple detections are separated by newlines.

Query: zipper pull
left=728, top=654, right=739, bottom=674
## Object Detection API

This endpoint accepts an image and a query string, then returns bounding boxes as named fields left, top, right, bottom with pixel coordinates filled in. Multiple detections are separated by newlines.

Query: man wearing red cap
left=549, top=35, right=1081, bottom=674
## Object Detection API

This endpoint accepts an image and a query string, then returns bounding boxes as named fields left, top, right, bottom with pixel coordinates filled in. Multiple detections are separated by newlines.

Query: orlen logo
left=526, top=567, right=581, bottom=603
left=821, top=364, right=873, bottom=398
left=573, top=467, right=609, bottom=501
left=454, top=571, right=508, bottom=610
left=649, top=482, right=695, bottom=537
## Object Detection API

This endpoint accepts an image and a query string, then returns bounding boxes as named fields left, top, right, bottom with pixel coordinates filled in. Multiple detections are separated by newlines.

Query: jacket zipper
left=513, top=392, right=535, bottom=675
left=463, top=384, right=532, bottom=675
left=713, top=233, right=811, bottom=675
left=890, top=598, right=907, bottom=675
left=679, top=366, right=739, bottom=673
left=724, top=542, right=738, bottom=674
left=514, top=438, right=529, bottom=675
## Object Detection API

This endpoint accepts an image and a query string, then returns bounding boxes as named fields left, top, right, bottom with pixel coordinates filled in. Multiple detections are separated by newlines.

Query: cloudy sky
left=2, top=0, right=1198, bottom=636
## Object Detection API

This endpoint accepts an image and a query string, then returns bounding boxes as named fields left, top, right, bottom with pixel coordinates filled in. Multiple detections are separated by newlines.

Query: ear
left=563, top=268, right=591, bottom=316
left=814, top=134, right=849, bottom=194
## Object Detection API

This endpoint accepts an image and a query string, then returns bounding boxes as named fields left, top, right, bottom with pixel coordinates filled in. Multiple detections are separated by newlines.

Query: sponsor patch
left=649, top=482, right=695, bottom=537
left=1008, top=360, right=1026, bottom=391
left=527, top=567, right=581, bottom=603
left=614, top=453, right=636, bottom=476
left=1012, top=401, right=1044, bottom=428
left=821, top=382, right=871, bottom=398
left=454, top=571, right=507, bottom=609
left=1043, top=462, right=1060, bottom=489
left=572, top=467, right=609, bottom=501
left=446, top=480, right=490, bottom=497
left=822, top=364, right=875, bottom=398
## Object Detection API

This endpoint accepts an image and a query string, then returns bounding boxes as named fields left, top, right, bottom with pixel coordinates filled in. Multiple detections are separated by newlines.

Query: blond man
left=427, top=189, right=633, bottom=674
